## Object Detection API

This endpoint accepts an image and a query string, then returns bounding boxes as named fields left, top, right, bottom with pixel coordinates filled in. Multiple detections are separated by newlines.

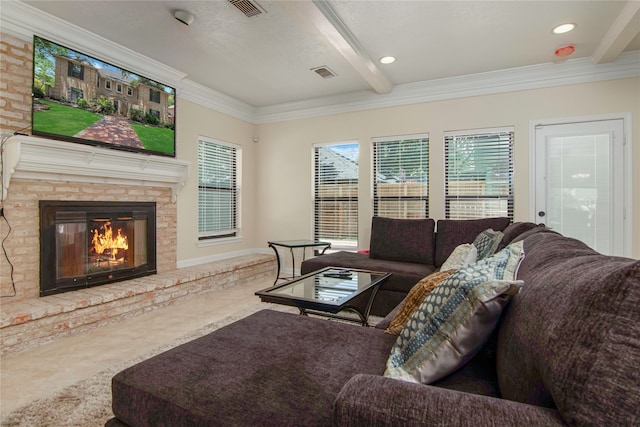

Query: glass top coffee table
left=255, top=267, right=391, bottom=326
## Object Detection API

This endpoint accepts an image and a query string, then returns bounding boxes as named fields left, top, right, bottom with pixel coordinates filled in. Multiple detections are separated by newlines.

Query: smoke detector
left=555, top=45, right=575, bottom=57
left=174, top=10, right=195, bottom=26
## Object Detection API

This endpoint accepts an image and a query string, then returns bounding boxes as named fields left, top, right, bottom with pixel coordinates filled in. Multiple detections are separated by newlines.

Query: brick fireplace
left=0, top=136, right=189, bottom=302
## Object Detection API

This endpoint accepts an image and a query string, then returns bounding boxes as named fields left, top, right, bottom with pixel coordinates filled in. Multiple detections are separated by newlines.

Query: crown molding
left=2, top=0, right=639, bottom=126
left=178, top=80, right=257, bottom=123
left=253, top=51, right=640, bottom=123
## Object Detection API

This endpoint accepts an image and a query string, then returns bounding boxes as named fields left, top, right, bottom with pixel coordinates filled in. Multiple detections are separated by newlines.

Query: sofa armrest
left=334, top=374, right=566, bottom=427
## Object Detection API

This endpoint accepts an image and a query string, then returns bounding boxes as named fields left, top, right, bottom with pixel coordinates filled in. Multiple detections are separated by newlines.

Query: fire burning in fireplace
left=40, top=201, right=157, bottom=296
left=90, top=220, right=129, bottom=267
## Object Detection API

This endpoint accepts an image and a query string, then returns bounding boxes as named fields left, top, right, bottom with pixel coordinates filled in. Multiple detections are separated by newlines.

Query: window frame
left=197, top=136, right=242, bottom=245
left=444, top=126, right=514, bottom=220
left=371, top=133, right=429, bottom=219
left=68, top=62, right=84, bottom=80
left=313, top=141, right=359, bottom=251
left=149, top=89, right=161, bottom=103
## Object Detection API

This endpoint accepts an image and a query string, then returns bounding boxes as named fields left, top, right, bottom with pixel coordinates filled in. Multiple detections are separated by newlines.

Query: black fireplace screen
left=40, top=201, right=156, bottom=296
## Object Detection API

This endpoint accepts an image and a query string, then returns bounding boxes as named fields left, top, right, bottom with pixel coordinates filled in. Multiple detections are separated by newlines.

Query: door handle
left=538, top=211, right=546, bottom=217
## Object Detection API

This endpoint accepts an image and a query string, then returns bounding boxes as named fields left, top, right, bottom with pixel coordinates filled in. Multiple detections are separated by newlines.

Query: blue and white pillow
left=384, top=241, right=524, bottom=384
left=473, top=228, right=504, bottom=260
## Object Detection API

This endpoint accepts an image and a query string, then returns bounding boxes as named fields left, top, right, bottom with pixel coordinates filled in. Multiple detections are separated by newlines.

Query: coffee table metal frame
left=255, top=266, right=391, bottom=326
left=267, top=240, right=331, bottom=285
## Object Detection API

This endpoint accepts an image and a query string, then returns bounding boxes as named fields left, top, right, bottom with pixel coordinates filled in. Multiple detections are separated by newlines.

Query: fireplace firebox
left=39, top=201, right=157, bottom=296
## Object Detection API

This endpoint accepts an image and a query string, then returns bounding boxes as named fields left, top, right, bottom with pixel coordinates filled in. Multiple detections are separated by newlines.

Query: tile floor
left=0, top=277, right=275, bottom=414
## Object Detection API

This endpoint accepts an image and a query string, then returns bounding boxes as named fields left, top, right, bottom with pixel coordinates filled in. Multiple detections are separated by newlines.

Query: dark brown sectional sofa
left=301, top=216, right=512, bottom=316
left=107, top=220, right=639, bottom=426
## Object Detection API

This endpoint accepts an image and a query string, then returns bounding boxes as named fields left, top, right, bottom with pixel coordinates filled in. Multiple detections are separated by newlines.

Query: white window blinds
left=372, top=134, right=429, bottom=219
left=313, top=143, right=359, bottom=250
left=445, top=127, right=514, bottom=219
left=198, top=138, right=239, bottom=239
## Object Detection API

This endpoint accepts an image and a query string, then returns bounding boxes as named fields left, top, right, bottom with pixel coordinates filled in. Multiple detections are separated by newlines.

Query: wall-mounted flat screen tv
left=32, top=35, right=176, bottom=157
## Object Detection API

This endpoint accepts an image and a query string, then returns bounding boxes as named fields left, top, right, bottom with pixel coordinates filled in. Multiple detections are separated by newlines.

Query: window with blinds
left=313, top=142, right=359, bottom=250
left=445, top=127, right=514, bottom=220
left=372, top=134, right=429, bottom=219
left=198, top=137, right=240, bottom=240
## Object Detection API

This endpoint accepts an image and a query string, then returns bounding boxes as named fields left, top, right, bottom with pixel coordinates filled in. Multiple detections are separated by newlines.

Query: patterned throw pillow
left=385, top=270, right=455, bottom=335
left=439, top=243, right=478, bottom=272
left=384, top=241, right=525, bottom=384
left=473, top=228, right=504, bottom=260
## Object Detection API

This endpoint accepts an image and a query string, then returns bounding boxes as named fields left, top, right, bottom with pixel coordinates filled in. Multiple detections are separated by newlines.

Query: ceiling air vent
left=228, top=0, right=264, bottom=17
left=311, top=66, right=337, bottom=79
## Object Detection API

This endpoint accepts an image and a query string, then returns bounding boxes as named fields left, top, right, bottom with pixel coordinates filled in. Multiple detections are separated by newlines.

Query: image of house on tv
left=51, top=55, right=173, bottom=125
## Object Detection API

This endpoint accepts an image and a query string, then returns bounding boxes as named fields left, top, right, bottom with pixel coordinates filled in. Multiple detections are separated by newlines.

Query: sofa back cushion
left=369, top=217, right=435, bottom=265
left=496, top=231, right=640, bottom=425
left=434, top=217, right=511, bottom=267
left=495, top=221, right=541, bottom=251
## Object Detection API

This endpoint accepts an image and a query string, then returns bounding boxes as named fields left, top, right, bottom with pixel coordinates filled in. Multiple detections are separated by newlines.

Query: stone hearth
left=1, top=253, right=275, bottom=355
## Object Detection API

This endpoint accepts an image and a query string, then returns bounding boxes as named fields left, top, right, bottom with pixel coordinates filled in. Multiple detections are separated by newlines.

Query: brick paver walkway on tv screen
left=75, top=115, right=143, bottom=149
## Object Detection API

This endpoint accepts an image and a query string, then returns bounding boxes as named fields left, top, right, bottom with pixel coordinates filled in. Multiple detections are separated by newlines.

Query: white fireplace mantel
left=1, top=135, right=190, bottom=202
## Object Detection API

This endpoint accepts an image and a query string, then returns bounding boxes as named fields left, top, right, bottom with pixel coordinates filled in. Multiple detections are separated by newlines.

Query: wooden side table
left=267, top=240, right=331, bottom=285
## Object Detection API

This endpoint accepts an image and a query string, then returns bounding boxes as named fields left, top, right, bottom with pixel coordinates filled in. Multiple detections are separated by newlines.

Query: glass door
left=534, top=119, right=625, bottom=256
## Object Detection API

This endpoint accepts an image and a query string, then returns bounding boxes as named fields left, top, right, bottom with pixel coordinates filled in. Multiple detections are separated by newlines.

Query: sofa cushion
left=497, top=232, right=640, bottom=425
left=473, top=229, right=504, bottom=260
left=385, top=270, right=455, bottom=335
left=496, top=221, right=540, bottom=251
left=335, top=374, right=565, bottom=427
left=509, top=224, right=558, bottom=244
left=111, top=310, right=397, bottom=427
left=435, top=217, right=511, bottom=267
left=385, top=242, right=524, bottom=384
left=369, top=216, right=435, bottom=265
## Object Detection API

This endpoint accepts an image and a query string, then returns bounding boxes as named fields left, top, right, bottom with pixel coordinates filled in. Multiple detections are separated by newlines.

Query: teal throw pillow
left=384, top=241, right=525, bottom=384
left=473, top=228, right=504, bottom=260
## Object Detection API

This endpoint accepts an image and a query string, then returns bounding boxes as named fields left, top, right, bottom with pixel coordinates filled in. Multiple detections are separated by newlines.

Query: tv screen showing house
left=32, top=35, right=176, bottom=157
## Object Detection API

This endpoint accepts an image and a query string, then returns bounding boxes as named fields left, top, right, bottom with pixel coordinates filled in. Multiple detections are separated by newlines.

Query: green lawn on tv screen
left=33, top=100, right=101, bottom=136
left=33, top=100, right=175, bottom=155
left=131, top=123, right=175, bottom=155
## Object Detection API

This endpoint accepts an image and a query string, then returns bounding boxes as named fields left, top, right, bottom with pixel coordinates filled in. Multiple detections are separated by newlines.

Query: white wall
left=175, top=99, right=259, bottom=265
left=253, top=77, right=640, bottom=259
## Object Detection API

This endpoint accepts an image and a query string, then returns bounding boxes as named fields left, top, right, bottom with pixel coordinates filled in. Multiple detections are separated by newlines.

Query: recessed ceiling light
left=379, top=56, right=396, bottom=65
left=553, top=23, right=576, bottom=34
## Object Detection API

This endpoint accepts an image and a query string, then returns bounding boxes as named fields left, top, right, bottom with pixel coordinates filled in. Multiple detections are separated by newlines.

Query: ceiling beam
left=285, top=0, right=392, bottom=94
left=592, top=1, right=640, bottom=64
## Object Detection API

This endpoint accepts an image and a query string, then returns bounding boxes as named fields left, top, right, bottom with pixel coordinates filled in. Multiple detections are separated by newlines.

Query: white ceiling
left=16, top=0, right=640, bottom=110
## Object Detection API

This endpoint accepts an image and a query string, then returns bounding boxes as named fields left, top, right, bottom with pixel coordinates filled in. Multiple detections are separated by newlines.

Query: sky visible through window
left=331, top=144, right=358, bottom=161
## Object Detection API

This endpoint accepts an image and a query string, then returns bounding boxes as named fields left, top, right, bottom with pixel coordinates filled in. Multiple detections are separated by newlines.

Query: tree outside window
left=373, top=135, right=429, bottom=219
left=445, top=128, right=514, bottom=219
